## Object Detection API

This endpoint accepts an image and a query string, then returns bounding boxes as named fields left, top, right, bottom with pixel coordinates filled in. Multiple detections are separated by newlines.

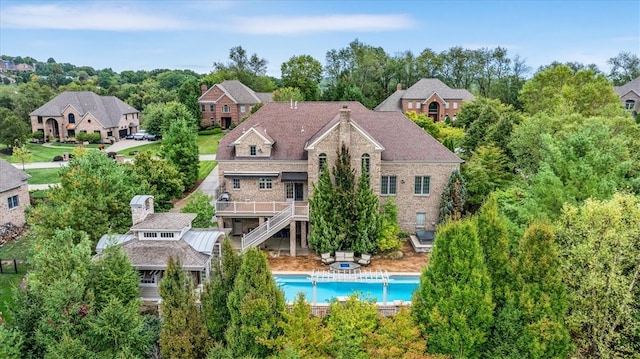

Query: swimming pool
left=274, top=274, right=420, bottom=303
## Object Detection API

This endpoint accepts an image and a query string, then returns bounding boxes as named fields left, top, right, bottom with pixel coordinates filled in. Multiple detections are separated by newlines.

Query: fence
left=0, top=259, right=19, bottom=274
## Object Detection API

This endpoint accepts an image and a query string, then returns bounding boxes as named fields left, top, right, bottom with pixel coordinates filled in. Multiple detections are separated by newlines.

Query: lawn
left=0, top=235, right=33, bottom=324
left=25, top=168, right=62, bottom=184
left=198, top=132, right=226, bottom=154
left=0, top=143, right=68, bottom=163
left=198, top=160, right=217, bottom=181
left=116, top=141, right=163, bottom=157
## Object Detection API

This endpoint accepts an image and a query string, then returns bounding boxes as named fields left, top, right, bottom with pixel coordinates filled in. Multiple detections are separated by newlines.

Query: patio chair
left=335, top=251, right=346, bottom=262
left=321, top=252, right=335, bottom=265
left=344, top=251, right=355, bottom=262
left=357, top=253, right=371, bottom=266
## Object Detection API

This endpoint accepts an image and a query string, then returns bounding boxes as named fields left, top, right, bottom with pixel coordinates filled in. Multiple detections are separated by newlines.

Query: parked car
left=125, top=133, right=135, bottom=139
left=145, top=134, right=161, bottom=141
left=133, top=130, right=147, bottom=140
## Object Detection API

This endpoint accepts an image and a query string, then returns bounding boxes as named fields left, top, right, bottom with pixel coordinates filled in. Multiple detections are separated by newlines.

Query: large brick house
left=198, top=80, right=272, bottom=129
left=30, top=91, right=140, bottom=143
left=96, top=195, right=225, bottom=301
left=615, top=76, right=640, bottom=117
left=0, top=159, right=31, bottom=227
left=375, top=78, right=475, bottom=121
left=215, top=102, right=463, bottom=256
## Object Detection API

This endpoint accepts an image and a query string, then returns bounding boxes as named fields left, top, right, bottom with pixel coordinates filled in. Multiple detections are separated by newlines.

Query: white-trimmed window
left=381, top=176, right=397, bottom=195
left=201, top=104, right=205, bottom=112
left=7, top=195, right=19, bottom=209
left=259, top=177, right=273, bottom=190
left=160, top=232, right=175, bottom=238
left=416, top=102, right=421, bottom=109
left=240, top=105, right=246, bottom=113
left=319, top=153, right=327, bottom=172
left=445, top=102, right=450, bottom=109
left=408, top=101, right=413, bottom=109
left=286, top=183, right=294, bottom=199
left=222, top=104, right=230, bottom=113
left=233, top=178, right=240, bottom=189
left=415, top=176, right=430, bottom=195
left=250, top=145, right=257, bottom=156
left=416, top=213, right=426, bottom=228
left=453, top=102, right=458, bottom=109
left=143, top=232, right=158, bottom=238
left=210, top=104, right=215, bottom=111
left=626, top=99, right=635, bottom=110
left=361, top=153, right=370, bottom=174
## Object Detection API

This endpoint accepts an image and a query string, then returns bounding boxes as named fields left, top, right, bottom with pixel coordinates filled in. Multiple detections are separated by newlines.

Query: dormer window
left=143, top=232, right=158, bottom=238
left=68, top=113, right=75, bottom=123
left=250, top=145, right=257, bottom=156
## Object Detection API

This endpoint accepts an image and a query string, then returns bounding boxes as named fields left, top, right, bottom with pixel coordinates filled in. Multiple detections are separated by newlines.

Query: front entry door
left=233, top=218, right=242, bottom=235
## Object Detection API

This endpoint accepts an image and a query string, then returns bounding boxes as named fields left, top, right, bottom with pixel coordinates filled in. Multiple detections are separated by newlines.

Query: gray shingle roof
left=375, top=78, right=474, bottom=112
left=130, top=213, right=197, bottom=231
left=218, top=80, right=263, bottom=104
left=121, top=238, right=211, bottom=270
left=29, top=91, right=139, bottom=128
left=217, top=102, right=462, bottom=163
left=615, top=76, right=640, bottom=97
left=0, top=159, right=30, bottom=192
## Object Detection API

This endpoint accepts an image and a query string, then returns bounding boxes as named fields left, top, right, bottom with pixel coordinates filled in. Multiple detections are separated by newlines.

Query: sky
left=0, top=0, right=638, bottom=78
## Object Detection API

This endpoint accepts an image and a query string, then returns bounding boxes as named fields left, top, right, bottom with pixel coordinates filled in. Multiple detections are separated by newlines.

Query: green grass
left=25, top=168, right=61, bottom=184
left=0, top=264, right=29, bottom=324
left=0, top=143, right=70, bottom=163
left=0, top=235, right=34, bottom=260
left=50, top=142, right=102, bottom=149
left=197, top=132, right=226, bottom=154
left=116, top=141, right=163, bottom=157
left=198, top=161, right=217, bottom=181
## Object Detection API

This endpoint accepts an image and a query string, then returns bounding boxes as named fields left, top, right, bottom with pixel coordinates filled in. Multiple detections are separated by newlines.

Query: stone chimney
left=200, top=84, right=208, bottom=95
left=130, top=195, right=154, bottom=226
left=339, top=105, right=351, bottom=149
left=397, top=83, right=402, bottom=91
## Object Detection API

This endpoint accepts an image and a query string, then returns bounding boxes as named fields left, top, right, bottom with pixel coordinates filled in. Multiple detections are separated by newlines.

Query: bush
left=229, top=123, right=237, bottom=130
left=32, top=130, right=44, bottom=140
left=76, top=132, right=102, bottom=143
left=107, top=152, right=117, bottom=159
left=198, top=128, right=222, bottom=135
left=52, top=155, right=63, bottom=162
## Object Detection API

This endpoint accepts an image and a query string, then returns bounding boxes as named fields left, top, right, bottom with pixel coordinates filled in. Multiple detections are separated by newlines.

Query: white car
left=133, top=130, right=147, bottom=140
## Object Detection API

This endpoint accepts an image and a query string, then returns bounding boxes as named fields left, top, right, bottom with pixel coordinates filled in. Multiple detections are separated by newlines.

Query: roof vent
left=343, top=105, right=348, bottom=109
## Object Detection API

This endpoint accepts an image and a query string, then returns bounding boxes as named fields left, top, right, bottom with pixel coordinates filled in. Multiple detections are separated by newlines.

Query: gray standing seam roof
left=0, top=159, right=30, bottom=192
left=29, top=91, right=139, bottom=128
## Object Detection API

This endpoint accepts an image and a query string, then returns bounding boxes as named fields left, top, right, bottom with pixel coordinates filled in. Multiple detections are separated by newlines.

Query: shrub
left=76, top=132, right=102, bottom=143
left=229, top=123, right=237, bottom=129
left=52, top=155, right=63, bottom=162
left=32, top=130, right=44, bottom=140
left=107, top=152, right=117, bottom=159
left=198, top=128, right=222, bottom=135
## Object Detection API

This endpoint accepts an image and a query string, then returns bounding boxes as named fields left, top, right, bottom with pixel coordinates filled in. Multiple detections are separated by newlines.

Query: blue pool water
left=274, top=275, right=420, bottom=303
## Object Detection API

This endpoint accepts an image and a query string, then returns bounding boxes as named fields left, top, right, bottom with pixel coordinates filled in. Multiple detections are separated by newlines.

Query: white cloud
left=0, top=3, right=186, bottom=31
left=232, top=14, right=416, bottom=35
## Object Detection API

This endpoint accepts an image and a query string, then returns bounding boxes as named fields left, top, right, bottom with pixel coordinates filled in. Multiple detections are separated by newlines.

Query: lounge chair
left=357, top=254, right=371, bottom=266
left=321, top=252, right=335, bottom=265
left=344, top=251, right=355, bottom=262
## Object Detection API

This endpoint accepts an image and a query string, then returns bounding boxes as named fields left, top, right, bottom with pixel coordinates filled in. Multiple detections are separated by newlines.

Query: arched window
left=361, top=153, right=370, bottom=174
left=319, top=153, right=327, bottom=172
left=626, top=99, right=636, bottom=111
left=68, top=113, right=75, bottom=124
left=223, top=104, right=230, bottom=113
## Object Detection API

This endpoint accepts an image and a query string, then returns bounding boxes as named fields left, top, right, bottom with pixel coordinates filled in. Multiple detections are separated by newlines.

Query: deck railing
left=216, top=201, right=308, bottom=217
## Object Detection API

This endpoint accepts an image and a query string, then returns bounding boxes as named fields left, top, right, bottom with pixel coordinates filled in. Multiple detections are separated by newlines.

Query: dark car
left=145, top=133, right=161, bottom=141
left=125, top=133, right=135, bottom=139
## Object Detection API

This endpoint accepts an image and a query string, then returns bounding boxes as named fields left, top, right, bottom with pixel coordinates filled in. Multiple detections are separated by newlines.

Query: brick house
left=215, top=102, right=463, bottom=256
left=0, top=159, right=31, bottom=227
left=29, top=91, right=140, bottom=143
left=96, top=195, right=225, bottom=301
left=615, top=76, right=640, bottom=117
left=375, top=78, right=475, bottom=122
left=198, top=80, right=272, bottom=129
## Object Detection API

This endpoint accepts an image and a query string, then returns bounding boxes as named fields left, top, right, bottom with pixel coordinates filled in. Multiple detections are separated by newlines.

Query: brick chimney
left=200, top=84, right=208, bottom=95
left=339, top=105, right=351, bottom=149
left=130, top=195, right=154, bottom=226
left=397, top=83, right=402, bottom=91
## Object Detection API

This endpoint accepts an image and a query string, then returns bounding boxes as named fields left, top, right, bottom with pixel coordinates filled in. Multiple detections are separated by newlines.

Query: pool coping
left=272, top=270, right=422, bottom=277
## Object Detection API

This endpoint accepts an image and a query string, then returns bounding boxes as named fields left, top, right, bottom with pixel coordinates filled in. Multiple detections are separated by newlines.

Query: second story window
left=68, top=113, right=75, bottom=123
left=381, top=176, right=397, bottom=195
left=361, top=153, right=370, bottom=174
left=626, top=99, right=635, bottom=110
left=408, top=101, right=413, bottom=109
left=37, top=116, right=43, bottom=124
left=319, top=153, right=327, bottom=172
left=210, top=104, right=215, bottom=111
left=415, top=176, right=430, bottom=195
left=259, top=177, right=272, bottom=190
left=223, top=104, right=230, bottom=113
left=7, top=195, right=19, bottom=209
left=233, top=178, right=240, bottom=189
left=250, top=145, right=257, bottom=156
left=240, top=105, right=246, bottom=113
left=201, top=104, right=205, bottom=112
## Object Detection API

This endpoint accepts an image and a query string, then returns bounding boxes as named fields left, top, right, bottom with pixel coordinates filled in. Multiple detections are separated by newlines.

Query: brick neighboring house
left=96, top=195, right=225, bottom=301
left=198, top=80, right=272, bottom=129
left=0, top=159, right=31, bottom=227
left=375, top=78, right=475, bottom=121
left=29, top=91, right=140, bottom=143
left=215, top=102, right=463, bottom=256
left=615, top=76, right=640, bottom=117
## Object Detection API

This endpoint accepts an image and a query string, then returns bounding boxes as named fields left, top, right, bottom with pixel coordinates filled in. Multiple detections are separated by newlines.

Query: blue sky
left=1, top=0, right=638, bottom=77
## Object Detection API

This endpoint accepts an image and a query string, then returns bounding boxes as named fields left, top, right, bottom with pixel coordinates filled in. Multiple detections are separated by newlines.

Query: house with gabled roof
left=215, top=101, right=463, bottom=256
left=0, top=159, right=31, bottom=227
left=375, top=78, right=475, bottom=121
left=96, top=195, right=225, bottom=301
left=29, top=91, right=140, bottom=143
left=614, top=76, right=640, bottom=117
left=198, top=80, right=272, bottom=129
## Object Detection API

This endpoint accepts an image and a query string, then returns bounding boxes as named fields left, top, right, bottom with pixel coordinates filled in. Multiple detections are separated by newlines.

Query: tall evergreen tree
left=161, top=118, right=200, bottom=190
left=308, top=168, right=338, bottom=253
left=353, top=171, right=380, bottom=254
left=226, top=248, right=285, bottom=358
left=515, top=222, right=570, bottom=358
left=332, top=144, right=357, bottom=249
left=158, top=257, right=210, bottom=359
left=438, top=168, right=468, bottom=223
left=377, top=198, right=401, bottom=252
left=201, top=238, right=242, bottom=343
left=412, top=219, right=493, bottom=358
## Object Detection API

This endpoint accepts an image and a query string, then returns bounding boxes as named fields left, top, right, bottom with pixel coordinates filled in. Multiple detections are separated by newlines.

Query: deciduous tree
left=130, top=151, right=184, bottom=211
left=281, top=54, right=323, bottom=101
left=161, top=118, right=200, bottom=190
left=180, top=190, right=215, bottom=228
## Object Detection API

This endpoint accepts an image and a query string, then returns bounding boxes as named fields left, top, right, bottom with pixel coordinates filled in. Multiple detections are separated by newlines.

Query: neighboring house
left=375, top=78, right=475, bottom=121
left=29, top=91, right=140, bottom=143
left=215, top=102, right=463, bottom=256
left=0, top=159, right=31, bottom=227
left=614, top=76, right=640, bottom=117
left=198, top=80, right=272, bottom=129
left=96, top=195, right=225, bottom=301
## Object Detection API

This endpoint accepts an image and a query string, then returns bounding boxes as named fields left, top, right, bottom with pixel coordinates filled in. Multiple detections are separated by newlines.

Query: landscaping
left=198, top=160, right=217, bottom=181
left=25, top=168, right=61, bottom=184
